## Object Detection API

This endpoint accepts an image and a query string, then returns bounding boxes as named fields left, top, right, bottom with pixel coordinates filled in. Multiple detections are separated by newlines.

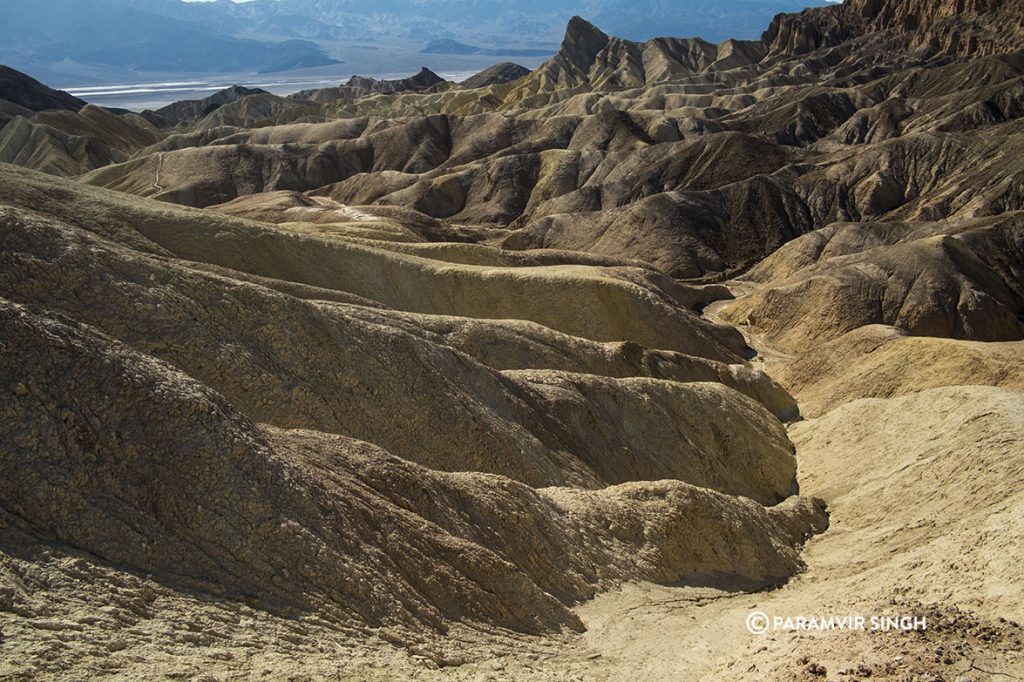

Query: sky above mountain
left=1, top=0, right=830, bottom=88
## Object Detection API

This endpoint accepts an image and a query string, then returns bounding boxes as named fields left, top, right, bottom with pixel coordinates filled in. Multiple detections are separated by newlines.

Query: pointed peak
left=565, top=16, right=608, bottom=44
left=416, top=67, right=444, bottom=82
left=559, top=16, right=611, bottom=66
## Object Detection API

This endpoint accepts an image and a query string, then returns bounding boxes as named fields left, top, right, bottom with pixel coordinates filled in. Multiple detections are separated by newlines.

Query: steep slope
left=764, top=0, right=1024, bottom=58
left=0, top=64, right=85, bottom=116
left=193, top=93, right=322, bottom=130
left=0, top=104, right=163, bottom=175
left=0, top=164, right=795, bottom=498
left=1, top=297, right=825, bottom=642
left=502, top=17, right=765, bottom=103
left=154, top=85, right=271, bottom=125
left=719, top=215, right=1024, bottom=350
left=0, top=157, right=831, bottom=673
left=293, top=68, right=449, bottom=106
left=461, top=62, right=531, bottom=89
left=768, top=325, right=1024, bottom=417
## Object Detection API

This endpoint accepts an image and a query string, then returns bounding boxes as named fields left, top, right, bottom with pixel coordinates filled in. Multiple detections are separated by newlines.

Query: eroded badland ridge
left=1, top=0, right=1023, bottom=679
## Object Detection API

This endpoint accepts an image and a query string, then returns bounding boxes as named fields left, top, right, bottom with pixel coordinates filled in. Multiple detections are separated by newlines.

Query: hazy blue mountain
left=421, top=39, right=552, bottom=57
left=110, top=0, right=829, bottom=43
left=0, top=0, right=339, bottom=78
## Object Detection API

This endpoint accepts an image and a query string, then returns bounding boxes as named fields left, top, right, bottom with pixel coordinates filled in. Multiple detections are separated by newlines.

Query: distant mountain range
left=1, top=0, right=827, bottom=86
left=104, top=0, right=833, bottom=44
left=0, top=0, right=340, bottom=78
left=421, top=39, right=552, bottom=58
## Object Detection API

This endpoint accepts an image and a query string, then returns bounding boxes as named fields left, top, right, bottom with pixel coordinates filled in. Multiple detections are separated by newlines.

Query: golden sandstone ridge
left=1, top=0, right=1023, bottom=679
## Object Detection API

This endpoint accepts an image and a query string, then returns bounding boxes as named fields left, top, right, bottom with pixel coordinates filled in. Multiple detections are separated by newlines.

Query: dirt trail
left=151, top=151, right=164, bottom=194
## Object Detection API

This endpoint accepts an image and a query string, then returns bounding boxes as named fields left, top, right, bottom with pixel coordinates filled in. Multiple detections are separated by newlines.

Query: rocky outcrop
left=763, top=0, right=1024, bottom=57
left=502, top=16, right=763, bottom=101
left=721, top=215, right=1024, bottom=349
left=192, top=93, right=321, bottom=130
left=0, top=64, right=85, bottom=114
left=153, top=85, right=270, bottom=125
left=292, top=67, right=448, bottom=105
left=0, top=104, right=163, bottom=175
left=768, top=324, right=1024, bottom=417
left=461, top=62, right=531, bottom=89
